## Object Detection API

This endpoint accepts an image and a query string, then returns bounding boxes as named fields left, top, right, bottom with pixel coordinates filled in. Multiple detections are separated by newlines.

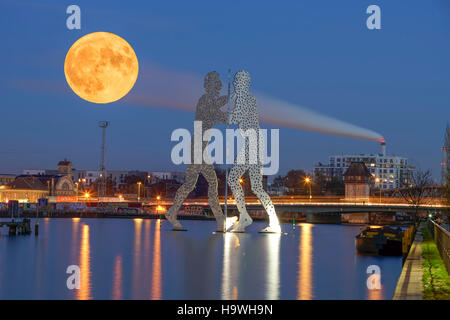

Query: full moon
left=64, top=32, right=139, bottom=104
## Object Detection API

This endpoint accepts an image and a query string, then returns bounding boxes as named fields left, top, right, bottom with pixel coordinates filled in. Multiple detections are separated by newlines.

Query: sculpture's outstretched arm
left=218, top=95, right=227, bottom=107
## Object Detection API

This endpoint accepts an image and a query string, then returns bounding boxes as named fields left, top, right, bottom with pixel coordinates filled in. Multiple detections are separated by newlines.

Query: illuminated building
left=0, top=174, right=16, bottom=186
left=314, top=143, right=413, bottom=190
left=1, top=160, right=76, bottom=202
left=343, top=162, right=371, bottom=200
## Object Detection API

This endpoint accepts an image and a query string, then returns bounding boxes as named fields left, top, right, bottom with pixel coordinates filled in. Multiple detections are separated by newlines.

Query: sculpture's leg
left=166, top=165, right=199, bottom=230
left=248, top=165, right=281, bottom=233
left=227, top=164, right=253, bottom=232
left=200, top=165, right=230, bottom=232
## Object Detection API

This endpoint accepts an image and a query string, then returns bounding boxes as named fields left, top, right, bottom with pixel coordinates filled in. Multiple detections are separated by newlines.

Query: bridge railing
left=427, top=219, right=450, bottom=275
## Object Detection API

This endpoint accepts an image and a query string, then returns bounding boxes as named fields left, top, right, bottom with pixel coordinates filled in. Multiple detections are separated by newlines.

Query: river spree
left=0, top=218, right=402, bottom=299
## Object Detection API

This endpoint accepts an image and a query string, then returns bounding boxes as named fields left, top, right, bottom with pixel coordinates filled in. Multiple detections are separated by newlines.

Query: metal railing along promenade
left=427, top=219, right=450, bottom=275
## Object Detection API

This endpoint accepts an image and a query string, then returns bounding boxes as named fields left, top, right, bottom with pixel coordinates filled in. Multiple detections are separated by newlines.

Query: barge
left=355, top=225, right=403, bottom=256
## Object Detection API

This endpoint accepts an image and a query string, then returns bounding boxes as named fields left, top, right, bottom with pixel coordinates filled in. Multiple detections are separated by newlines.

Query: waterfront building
left=0, top=174, right=16, bottom=186
left=1, top=160, right=77, bottom=202
left=343, top=162, right=371, bottom=200
left=314, top=142, right=413, bottom=190
left=148, top=171, right=186, bottom=184
left=23, top=162, right=186, bottom=193
left=0, top=178, right=49, bottom=203
left=0, top=174, right=75, bottom=203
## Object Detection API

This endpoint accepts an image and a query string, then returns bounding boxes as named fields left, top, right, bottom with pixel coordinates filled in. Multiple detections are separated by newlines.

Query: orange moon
left=64, top=32, right=139, bottom=104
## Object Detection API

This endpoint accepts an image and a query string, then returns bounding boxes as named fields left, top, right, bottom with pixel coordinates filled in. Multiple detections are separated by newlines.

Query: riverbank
left=421, top=223, right=450, bottom=300
left=392, top=224, right=423, bottom=300
left=393, top=222, right=450, bottom=300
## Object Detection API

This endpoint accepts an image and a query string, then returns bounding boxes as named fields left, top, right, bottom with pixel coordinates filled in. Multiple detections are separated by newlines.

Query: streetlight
left=375, top=178, right=381, bottom=203
left=305, top=177, right=312, bottom=200
left=156, top=195, right=161, bottom=217
left=239, top=178, right=245, bottom=197
left=146, top=175, right=151, bottom=199
left=75, top=182, right=79, bottom=201
left=137, top=182, right=142, bottom=202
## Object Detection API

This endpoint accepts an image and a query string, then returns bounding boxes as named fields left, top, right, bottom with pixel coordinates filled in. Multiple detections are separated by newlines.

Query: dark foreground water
left=0, top=218, right=403, bottom=299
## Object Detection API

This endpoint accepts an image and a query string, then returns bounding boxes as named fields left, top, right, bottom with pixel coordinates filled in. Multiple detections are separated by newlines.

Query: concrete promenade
left=393, top=225, right=423, bottom=300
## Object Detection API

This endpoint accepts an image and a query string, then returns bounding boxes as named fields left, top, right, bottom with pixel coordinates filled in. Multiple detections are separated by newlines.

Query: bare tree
left=444, top=176, right=450, bottom=230
left=399, top=168, right=433, bottom=224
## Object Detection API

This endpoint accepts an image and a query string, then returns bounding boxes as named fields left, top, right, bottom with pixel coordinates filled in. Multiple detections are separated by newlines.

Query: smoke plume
left=126, top=65, right=385, bottom=142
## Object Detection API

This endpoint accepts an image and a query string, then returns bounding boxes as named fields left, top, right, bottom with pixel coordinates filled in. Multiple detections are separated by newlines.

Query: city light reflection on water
left=77, top=224, right=91, bottom=300
left=0, top=218, right=402, bottom=299
left=298, top=223, right=313, bottom=300
left=151, top=219, right=162, bottom=300
left=112, top=254, right=122, bottom=300
left=265, top=233, right=281, bottom=300
left=132, top=218, right=142, bottom=299
left=221, top=232, right=238, bottom=300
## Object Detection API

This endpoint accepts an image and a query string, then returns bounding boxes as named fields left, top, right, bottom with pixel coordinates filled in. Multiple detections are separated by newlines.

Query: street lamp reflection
left=298, top=223, right=313, bottom=300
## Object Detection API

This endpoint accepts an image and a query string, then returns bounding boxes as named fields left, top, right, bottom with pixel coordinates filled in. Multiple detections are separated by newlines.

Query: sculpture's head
left=204, top=71, right=222, bottom=95
left=233, top=70, right=251, bottom=93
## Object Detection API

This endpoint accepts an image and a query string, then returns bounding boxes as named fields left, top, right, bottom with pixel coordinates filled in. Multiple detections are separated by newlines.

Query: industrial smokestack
left=380, top=141, right=386, bottom=156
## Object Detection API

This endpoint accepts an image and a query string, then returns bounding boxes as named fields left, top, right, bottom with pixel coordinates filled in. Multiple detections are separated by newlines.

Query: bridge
left=145, top=195, right=448, bottom=216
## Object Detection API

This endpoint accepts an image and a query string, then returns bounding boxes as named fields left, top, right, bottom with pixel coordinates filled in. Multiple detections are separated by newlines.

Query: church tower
left=58, top=159, right=73, bottom=177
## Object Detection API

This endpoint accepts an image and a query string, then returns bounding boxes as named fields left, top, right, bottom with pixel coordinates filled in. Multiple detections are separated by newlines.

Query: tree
left=89, top=177, right=116, bottom=197
left=399, top=168, right=433, bottom=224
left=146, top=179, right=181, bottom=199
left=272, top=175, right=284, bottom=188
left=119, top=175, right=142, bottom=194
left=310, top=172, right=326, bottom=195
left=283, top=170, right=307, bottom=195
left=443, top=175, right=450, bottom=231
left=325, top=176, right=345, bottom=196
left=215, top=168, right=231, bottom=196
left=443, top=124, right=450, bottom=230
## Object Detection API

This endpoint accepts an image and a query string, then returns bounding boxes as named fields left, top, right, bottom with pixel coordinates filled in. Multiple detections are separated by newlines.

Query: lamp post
left=239, top=178, right=244, bottom=197
left=146, top=175, right=151, bottom=199
left=156, top=195, right=161, bottom=218
left=375, top=178, right=381, bottom=203
left=137, top=182, right=142, bottom=202
left=305, top=177, right=312, bottom=201
left=75, top=182, right=79, bottom=201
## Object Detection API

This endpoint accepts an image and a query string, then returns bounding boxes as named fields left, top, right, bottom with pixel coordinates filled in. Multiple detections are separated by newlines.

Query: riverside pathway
left=393, top=224, right=423, bottom=300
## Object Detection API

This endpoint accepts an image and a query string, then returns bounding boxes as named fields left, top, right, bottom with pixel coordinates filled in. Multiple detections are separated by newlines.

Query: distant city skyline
left=1, top=0, right=449, bottom=179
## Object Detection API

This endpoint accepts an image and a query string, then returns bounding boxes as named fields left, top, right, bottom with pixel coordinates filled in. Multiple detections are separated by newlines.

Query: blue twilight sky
left=0, top=0, right=449, bottom=180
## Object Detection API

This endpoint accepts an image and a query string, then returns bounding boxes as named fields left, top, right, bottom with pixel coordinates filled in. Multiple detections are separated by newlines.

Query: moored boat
left=355, top=225, right=403, bottom=256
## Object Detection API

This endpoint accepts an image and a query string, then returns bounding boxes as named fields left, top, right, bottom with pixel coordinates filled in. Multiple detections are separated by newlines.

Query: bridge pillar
left=8, top=225, right=16, bottom=236
left=306, top=212, right=341, bottom=224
